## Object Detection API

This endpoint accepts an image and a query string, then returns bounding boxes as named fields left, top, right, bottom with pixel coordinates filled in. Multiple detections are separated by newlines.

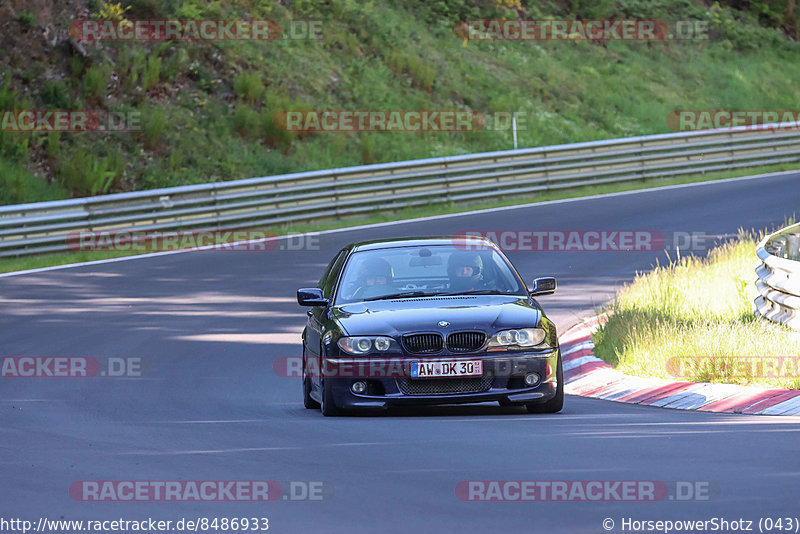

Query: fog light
left=351, top=380, right=367, bottom=394
left=524, top=373, right=540, bottom=387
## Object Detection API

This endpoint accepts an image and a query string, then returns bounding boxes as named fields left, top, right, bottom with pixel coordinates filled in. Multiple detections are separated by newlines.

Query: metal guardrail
left=755, top=222, right=800, bottom=330
left=2, top=121, right=800, bottom=257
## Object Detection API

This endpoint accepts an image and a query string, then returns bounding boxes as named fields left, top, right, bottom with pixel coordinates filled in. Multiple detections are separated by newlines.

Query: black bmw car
left=297, top=236, right=562, bottom=416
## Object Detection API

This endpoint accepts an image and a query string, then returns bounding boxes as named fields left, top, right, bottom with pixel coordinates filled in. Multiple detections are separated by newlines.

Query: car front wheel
left=302, top=347, right=320, bottom=410
left=320, top=377, right=342, bottom=416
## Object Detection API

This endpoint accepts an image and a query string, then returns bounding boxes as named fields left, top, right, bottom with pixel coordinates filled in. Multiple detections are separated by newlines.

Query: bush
left=707, top=1, right=787, bottom=50
left=186, top=60, right=215, bottom=92
left=0, top=157, right=66, bottom=204
left=18, top=11, right=35, bottom=28
left=613, top=0, right=703, bottom=19
left=94, top=1, right=131, bottom=20
left=233, top=73, right=265, bottom=105
left=70, top=55, right=86, bottom=77
left=41, top=80, right=73, bottom=109
left=143, top=108, right=167, bottom=148
left=406, top=54, right=436, bottom=91
left=397, top=0, right=520, bottom=27
left=46, top=132, right=60, bottom=161
left=233, top=105, right=260, bottom=138
left=330, top=27, right=363, bottom=56
left=360, top=133, right=377, bottom=164
left=167, top=148, right=183, bottom=171
left=261, top=109, right=294, bottom=150
left=116, top=47, right=144, bottom=92
left=141, top=55, right=162, bottom=91
left=0, top=158, right=36, bottom=203
left=57, top=148, right=121, bottom=196
left=163, top=47, right=189, bottom=83
left=0, top=79, right=31, bottom=161
left=83, top=66, right=107, bottom=105
left=385, top=48, right=406, bottom=76
left=126, top=0, right=171, bottom=18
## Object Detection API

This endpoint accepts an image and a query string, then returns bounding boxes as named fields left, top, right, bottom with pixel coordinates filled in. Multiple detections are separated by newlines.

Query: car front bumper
left=322, top=349, right=559, bottom=409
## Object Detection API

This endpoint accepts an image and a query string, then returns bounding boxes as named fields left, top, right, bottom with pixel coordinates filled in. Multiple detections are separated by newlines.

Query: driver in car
left=352, top=257, right=394, bottom=299
left=447, top=251, right=486, bottom=292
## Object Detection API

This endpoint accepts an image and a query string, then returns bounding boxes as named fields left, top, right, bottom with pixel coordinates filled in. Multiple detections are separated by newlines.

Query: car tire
left=526, top=351, right=564, bottom=414
left=320, top=377, right=342, bottom=416
left=302, top=347, right=320, bottom=410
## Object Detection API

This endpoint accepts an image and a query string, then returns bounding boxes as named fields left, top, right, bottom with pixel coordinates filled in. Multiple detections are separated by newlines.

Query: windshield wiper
left=437, top=289, right=509, bottom=296
left=362, top=291, right=441, bottom=301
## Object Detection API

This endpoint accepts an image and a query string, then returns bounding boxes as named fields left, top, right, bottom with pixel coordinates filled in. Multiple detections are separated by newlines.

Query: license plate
left=411, top=360, right=483, bottom=378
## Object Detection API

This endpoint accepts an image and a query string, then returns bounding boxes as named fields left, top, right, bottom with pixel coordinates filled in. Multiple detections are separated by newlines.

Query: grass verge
left=593, top=226, right=800, bottom=389
left=2, top=163, right=799, bottom=275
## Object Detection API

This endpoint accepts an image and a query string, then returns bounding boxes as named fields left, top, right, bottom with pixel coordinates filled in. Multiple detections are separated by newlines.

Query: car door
left=307, top=248, right=348, bottom=391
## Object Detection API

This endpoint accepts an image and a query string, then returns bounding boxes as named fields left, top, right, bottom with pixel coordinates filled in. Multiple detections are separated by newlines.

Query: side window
left=322, top=249, right=348, bottom=299
left=318, top=252, right=341, bottom=289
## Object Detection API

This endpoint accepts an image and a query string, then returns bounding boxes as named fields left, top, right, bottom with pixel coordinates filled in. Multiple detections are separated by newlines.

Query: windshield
left=335, top=245, right=526, bottom=304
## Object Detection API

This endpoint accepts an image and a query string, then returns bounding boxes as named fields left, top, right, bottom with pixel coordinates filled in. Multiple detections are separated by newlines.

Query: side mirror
left=530, top=277, right=557, bottom=297
left=297, top=288, right=329, bottom=306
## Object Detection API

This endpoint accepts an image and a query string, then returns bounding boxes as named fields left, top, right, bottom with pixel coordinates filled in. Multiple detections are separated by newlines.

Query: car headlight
left=486, top=328, right=547, bottom=350
left=337, top=336, right=401, bottom=355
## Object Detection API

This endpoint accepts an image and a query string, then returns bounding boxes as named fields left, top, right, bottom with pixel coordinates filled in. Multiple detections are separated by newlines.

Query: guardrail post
left=727, top=129, right=735, bottom=170
left=158, top=195, right=172, bottom=226
left=637, top=141, right=645, bottom=181
left=213, top=190, right=221, bottom=230
left=85, top=200, right=94, bottom=232
left=443, top=162, right=451, bottom=204
left=542, top=150, right=549, bottom=190
left=332, top=173, right=340, bottom=219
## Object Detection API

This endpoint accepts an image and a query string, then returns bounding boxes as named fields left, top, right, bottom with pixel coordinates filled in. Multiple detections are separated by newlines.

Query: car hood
left=332, top=295, right=542, bottom=336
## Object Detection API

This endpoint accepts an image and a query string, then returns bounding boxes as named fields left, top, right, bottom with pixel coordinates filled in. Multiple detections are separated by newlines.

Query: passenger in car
left=447, top=252, right=485, bottom=291
left=353, top=257, right=394, bottom=298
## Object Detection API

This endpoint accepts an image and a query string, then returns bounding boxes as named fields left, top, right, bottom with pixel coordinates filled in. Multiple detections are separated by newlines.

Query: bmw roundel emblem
left=438, top=321, right=450, bottom=328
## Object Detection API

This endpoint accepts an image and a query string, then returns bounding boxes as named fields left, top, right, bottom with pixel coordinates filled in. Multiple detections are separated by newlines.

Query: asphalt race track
left=2, top=172, right=800, bottom=533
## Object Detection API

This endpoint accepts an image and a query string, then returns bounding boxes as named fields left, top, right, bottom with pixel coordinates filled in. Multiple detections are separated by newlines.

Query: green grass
left=593, top=224, right=800, bottom=389
left=1, top=0, right=800, bottom=203
left=1, top=162, right=797, bottom=275
left=0, top=158, right=67, bottom=205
